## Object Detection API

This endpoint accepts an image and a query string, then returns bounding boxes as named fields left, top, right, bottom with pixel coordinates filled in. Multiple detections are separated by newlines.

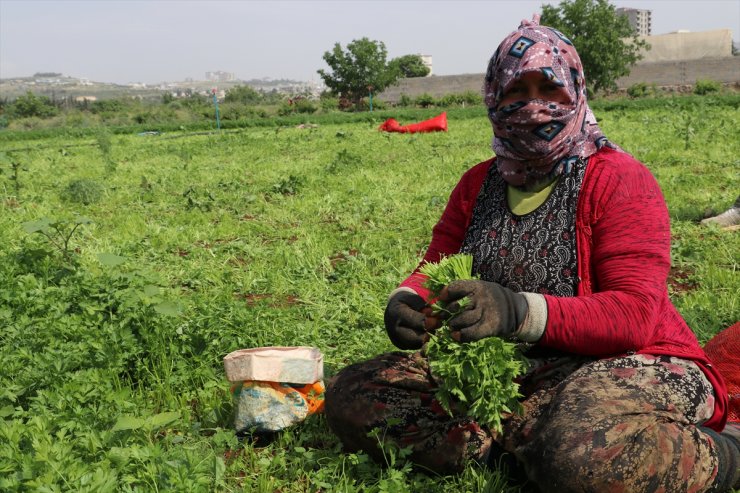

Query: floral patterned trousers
left=324, top=350, right=722, bottom=492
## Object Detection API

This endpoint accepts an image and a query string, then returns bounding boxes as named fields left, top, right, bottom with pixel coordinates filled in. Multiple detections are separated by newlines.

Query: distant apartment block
left=420, top=55, right=433, bottom=76
left=206, top=71, right=235, bottom=82
left=617, top=7, right=652, bottom=36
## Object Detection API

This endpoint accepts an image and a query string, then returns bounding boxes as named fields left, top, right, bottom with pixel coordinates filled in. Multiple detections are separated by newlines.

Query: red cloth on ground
left=398, top=146, right=728, bottom=430
left=704, top=322, right=740, bottom=422
left=378, top=118, right=404, bottom=132
left=378, top=112, right=447, bottom=133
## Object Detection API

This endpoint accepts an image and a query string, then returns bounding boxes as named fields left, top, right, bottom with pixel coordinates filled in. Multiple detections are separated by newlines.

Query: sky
left=1, top=0, right=739, bottom=84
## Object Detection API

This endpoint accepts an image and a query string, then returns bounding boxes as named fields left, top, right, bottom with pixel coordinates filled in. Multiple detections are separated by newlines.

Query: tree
left=7, top=91, right=59, bottom=119
left=317, top=38, right=400, bottom=109
left=390, top=54, right=430, bottom=78
left=224, top=85, right=263, bottom=105
left=540, top=0, right=648, bottom=94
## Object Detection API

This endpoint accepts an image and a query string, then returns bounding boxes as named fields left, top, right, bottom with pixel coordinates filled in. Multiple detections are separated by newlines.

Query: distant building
left=617, top=7, right=652, bottom=36
left=637, top=29, right=733, bottom=63
left=420, top=55, right=433, bottom=76
left=206, top=71, right=235, bottom=82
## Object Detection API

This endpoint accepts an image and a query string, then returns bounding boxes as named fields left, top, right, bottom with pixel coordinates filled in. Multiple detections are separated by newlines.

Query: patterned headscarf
left=484, top=15, right=618, bottom=188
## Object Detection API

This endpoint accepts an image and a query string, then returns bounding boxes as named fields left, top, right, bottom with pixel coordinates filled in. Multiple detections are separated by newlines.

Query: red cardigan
left=400, top=147, right=728, bottom=430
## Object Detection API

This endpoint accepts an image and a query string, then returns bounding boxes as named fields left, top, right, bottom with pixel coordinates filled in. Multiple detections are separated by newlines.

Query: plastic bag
left=231, top=380, right=325, bottom=433
left=224, top=346, right=325, bottom=433
left=378, top=112, right=448, bottom=133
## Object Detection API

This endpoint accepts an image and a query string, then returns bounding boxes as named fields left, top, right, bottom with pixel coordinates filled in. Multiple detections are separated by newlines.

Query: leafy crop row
left=0, top=97, right=737, bottom=491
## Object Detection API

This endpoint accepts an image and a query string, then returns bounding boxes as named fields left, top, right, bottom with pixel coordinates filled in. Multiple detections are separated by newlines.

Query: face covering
left=484, top=14, right=619, bottom=188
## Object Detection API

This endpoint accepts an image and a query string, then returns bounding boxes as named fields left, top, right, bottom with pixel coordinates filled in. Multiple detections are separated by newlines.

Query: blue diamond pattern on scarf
left=499, top=138, right=517, bottom=151
left=541, top=67, right=565, bottom=86
left=500, top=101, right=527, bottom=115
left=533, top=121, right=566, bottom=141
left=509, top=37, right=535, bottom=58
left=549, top=28, right=573, bottom=46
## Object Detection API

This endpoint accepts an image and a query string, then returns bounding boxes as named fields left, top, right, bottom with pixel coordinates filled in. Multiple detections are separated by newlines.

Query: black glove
left=384, top=291, right=428, bottom=350
left=442, top=279, right=528, bottom=342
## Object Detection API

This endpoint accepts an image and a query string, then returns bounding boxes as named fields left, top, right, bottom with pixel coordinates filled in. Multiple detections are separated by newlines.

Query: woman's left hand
left=439, top=280, right=529, bottom=342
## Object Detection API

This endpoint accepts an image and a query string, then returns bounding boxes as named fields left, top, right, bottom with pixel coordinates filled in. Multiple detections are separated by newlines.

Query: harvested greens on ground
left=420, top=254, right=527, bottom=433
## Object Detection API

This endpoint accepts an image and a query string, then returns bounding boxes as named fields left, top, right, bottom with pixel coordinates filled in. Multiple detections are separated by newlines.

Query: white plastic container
left=223, top=346, right=324, bottom=384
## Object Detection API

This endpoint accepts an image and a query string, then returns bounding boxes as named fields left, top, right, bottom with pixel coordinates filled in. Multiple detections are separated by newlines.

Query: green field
left=1, top=96, right=738, bottom=491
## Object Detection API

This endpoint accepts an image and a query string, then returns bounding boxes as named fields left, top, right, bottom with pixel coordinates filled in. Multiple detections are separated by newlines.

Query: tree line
left=2, top=0, right=647, bottom=123
left=316, top=0, right=648, bottom=107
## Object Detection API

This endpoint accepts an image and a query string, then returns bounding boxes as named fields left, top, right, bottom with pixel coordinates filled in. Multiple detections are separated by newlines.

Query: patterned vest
left=460, top=158, right=586, bottom=296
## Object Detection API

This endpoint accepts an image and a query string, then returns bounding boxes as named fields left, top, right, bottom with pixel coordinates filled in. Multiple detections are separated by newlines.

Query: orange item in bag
left=231, top=380, right=325, bottom=433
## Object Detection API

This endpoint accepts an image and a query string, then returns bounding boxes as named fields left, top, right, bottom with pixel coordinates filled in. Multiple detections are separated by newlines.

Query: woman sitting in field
left=324, top=16, right=739, bottom=493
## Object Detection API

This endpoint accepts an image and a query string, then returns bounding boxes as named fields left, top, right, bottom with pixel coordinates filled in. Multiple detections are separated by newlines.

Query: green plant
left=389, top=54, right=430, bottom=78
left=182, top=185, right=215, bottom=211
left=420, top=255, right=527, bottom=433
left=219, top=102, right=260, bottom=121
left=90, top=98, right=126, bottom=114
left=397, top=94, right=413, bottom=107
left=693, top=79, right=721, bottom=95
left=224, top=85, right=264, bottom=105
left=317, top=37, right=401, bottom=109
left=0, top=97, right=737, bottom=491
left=415, top=93, right=436, bottom=108
left=96, top=130, right=116, bottom=172
left=7, top=91, right=59, bottom=119
left=367, top=425, right=414, bottom=470
left=627, top=82, right=658, bottom=99
left=458, top=90, right=483, bottom=106
left=438, top=91, right=483, bottom=107
left=270, top=175, right=304, bottom=195
left=277, top=98, right=318, bottom=116
left=60, top=178, right=104, bottom=205
left=420, top=254, right=477, bottom=300
left=0, top=152, right=26, bottom=197
left=671, top=109, right=699, bottom=150
left=176, top=147, right=193, bottom=169
left=22, top=215, right=92, bottom=264
left=319, top=94, right=339, bottom=111
left=325, top=148, right=362, bottom=174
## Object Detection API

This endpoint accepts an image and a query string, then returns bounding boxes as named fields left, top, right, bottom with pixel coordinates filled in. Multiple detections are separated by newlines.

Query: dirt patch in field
left=228, top=256, right=248, bottom=266
left=236, top=293, right=300, bottom=307
left=194, top=237, right=241, bottom=249
left=667, top=265, right=698, bottom=294
left=329, top=249, right=359, bottom=267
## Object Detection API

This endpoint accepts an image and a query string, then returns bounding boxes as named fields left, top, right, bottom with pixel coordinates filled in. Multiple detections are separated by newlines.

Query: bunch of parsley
left=420, top=254, right=527, bottom=433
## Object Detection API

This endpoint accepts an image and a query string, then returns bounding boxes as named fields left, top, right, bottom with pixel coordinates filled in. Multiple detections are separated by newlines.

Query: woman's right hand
left=384, top=291, right=433, bottom=350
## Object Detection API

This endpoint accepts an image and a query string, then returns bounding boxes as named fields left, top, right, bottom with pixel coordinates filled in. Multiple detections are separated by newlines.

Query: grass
left=0, top=95, right=738, bottom=491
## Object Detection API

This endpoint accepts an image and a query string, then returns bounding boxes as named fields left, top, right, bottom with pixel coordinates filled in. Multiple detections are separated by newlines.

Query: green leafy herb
left=419, top=254, right=476, bottom=296
left=422, top=254, right=527, bottom=433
